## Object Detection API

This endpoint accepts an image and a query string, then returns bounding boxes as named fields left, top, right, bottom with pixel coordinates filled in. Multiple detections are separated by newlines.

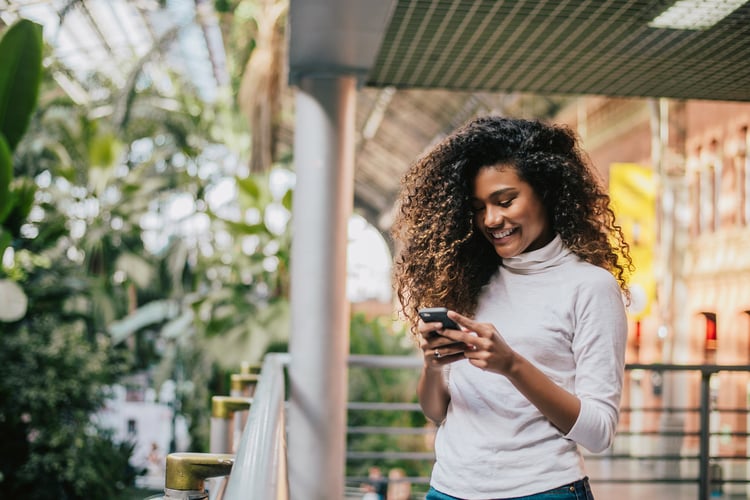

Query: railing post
left=229, top=373, right=259, bottom=451
left=163, top=452, right=234, bottom=500
left=210, top=396, right=252, bottom=454
left=698, top=368, right=711, bottom=500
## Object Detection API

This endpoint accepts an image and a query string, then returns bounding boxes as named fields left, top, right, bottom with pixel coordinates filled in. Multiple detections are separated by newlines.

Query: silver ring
left=434, top=348, right=441, bottom=359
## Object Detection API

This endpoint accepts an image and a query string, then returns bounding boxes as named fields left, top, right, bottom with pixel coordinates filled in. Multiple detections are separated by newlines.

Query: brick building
left=556, top=97, right=750, bottom=489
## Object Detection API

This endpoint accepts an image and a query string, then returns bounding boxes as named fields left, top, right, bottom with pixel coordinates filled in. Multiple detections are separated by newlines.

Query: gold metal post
left=240, top=361, right=261, bottom=375
left=164, top=452, right=234, bottom=492
left=211, top=396, right=252, bottom=419
left=230, top=373, right=260, bottom=395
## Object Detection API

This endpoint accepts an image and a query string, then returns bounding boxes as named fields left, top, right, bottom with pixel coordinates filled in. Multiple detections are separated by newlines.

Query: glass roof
left=0, top=0, right=228, bottom=105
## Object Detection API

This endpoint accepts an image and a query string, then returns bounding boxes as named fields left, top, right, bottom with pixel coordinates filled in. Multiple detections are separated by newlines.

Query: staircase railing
left=344, top=358, right=750, bottom=500
left=223, top=352, right=290, bottom=500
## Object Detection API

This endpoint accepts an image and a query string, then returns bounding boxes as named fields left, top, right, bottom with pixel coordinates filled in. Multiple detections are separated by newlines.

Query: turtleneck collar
left=501, top=234, right=572, bottom=274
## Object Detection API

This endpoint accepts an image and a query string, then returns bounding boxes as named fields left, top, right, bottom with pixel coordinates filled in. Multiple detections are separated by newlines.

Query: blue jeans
left=425, top=477, right=594, bottom=500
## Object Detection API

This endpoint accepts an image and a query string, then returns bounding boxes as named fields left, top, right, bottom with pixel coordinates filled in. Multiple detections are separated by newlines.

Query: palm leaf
left=0, top=20, right=43, bottom=151
left=0, top=135, right=11, bottom=223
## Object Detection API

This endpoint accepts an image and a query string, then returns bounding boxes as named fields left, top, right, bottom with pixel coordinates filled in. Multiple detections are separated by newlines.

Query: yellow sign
left=609, top=163, right=656, bottom=320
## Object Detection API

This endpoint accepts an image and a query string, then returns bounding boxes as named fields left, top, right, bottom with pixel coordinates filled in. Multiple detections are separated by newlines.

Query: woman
left=391, top=116, right=632, bottom=499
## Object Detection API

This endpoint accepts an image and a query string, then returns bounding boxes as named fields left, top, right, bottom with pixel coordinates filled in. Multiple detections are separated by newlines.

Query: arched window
left=710, top=141, right=722, bottom=231
left=719, top=138, right=738, bottom=228
left=699, top=146, right=718, bottom=234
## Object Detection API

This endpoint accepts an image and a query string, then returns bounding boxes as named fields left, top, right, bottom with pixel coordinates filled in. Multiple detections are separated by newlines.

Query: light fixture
left=648, top=0, right=749, bottom=30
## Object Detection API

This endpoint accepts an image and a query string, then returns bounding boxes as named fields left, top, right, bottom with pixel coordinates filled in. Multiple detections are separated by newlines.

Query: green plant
left=0, top=19, right=135, bottom=498
left=0, top=19, right=42, bottom=261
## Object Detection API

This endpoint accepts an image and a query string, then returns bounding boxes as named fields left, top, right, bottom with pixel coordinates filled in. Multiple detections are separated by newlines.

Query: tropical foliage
left=0, top=5, right=295, bottom=495
left=1, top=2, right=413, bottom=497
left=0, top=19, right=40, bottom=264
left=0, top=19, right=136, bottom=499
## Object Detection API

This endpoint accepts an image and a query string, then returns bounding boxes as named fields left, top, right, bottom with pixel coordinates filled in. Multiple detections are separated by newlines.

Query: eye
left=470, top=202, right=485, bottom=213
left=497, top=197, right=515, bottom=208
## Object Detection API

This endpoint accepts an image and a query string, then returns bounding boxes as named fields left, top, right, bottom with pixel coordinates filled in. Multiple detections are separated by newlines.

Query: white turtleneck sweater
left=430, top=235, right=627, bottom=499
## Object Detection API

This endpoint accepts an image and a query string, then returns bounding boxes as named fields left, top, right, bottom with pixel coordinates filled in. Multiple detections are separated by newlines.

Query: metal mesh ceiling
left=368, top=0, right=750, bottom=102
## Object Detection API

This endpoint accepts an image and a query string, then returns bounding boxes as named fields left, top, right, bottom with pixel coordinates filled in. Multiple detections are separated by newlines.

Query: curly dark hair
left=391, top=116, right=632, bottom=335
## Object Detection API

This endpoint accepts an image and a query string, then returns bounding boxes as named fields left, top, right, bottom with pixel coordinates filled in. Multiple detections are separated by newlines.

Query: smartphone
left=418, top=307, right=460, bottom=330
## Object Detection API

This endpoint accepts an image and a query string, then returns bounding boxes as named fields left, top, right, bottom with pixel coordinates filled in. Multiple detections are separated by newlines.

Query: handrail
left=223, top=353, right=290, bottom=500
left=627, top=363, right=750, bottom=500
left=345, top=359, right=750, bottom=500
left=218, top=354, right=404, bottom=499
left=213, top=354, right=750, bottom=500
left=348, top=353, right=422, bottom=369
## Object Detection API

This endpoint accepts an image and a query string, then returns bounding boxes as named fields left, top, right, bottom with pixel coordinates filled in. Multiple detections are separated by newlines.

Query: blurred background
left=1, top=1, right=750, bottom=499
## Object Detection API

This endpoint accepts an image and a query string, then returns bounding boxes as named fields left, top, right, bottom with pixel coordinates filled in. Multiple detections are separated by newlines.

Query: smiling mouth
left=490, top=227, right=517, bottom=239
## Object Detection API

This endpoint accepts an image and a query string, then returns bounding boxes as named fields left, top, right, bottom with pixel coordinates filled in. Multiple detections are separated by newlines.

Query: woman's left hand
left=438, top=310, right=518, bottom=376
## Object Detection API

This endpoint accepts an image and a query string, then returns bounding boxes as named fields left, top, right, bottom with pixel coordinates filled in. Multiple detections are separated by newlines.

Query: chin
left=494, top=248, right=519, bottom=259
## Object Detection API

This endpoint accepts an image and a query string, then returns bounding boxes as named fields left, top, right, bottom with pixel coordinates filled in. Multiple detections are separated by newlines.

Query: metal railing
left=161, top=355, right=750, bottom=500
left=614, top=363, right=750, bottom=500
left=223, top=352, right=290, bottom=500
left=344, top=357, right=750, bottom=500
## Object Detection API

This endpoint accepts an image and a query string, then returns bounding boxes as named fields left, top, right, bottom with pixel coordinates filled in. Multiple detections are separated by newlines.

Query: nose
left=483, top=205, right=505, bottom=227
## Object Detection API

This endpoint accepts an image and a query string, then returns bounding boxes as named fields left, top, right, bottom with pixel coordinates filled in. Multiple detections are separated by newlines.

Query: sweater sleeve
left=564, top=273, right=628, bottom=453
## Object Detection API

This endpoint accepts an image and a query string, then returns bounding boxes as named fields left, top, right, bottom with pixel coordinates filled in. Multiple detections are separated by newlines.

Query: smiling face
left=471, top=164, right=554, bottom=259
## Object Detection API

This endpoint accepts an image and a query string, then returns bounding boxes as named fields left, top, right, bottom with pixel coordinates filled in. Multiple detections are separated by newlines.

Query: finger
left=422, top=337, right=462, bottom=351
left=433, top=348, right=464, bottom=363
left=461, top=343, right=485, bottom=359
left=435, top=340, right=470, bottom=353
left=432, top=326, right=465, bottom=345
left=418, top=321, right=447, bottom=337
left=431, top=314, right=480, bottom=345
left=442, top=343, right=471, bottom=357
left=439, top=351, right=465, bottom=363
left=430, top=346, right=444, bottom=362
left=447, top=311, right=493, bottom=338
left=431, top=325, right=479, bottom=349
left=432, top=330, right=480, bottom=355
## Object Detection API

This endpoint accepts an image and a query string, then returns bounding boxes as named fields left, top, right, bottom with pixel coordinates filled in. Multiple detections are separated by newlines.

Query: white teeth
left=491, top=228, right=514, bottom=238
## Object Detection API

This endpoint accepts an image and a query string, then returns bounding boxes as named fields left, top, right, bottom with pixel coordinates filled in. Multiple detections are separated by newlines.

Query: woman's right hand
left=418, top=317, right=470, bottom=367
left=416, top=317, right=459, bottom=423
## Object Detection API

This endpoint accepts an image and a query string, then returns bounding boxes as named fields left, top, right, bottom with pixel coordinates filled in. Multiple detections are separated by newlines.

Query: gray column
left=288, top=75, right=357, bottom=500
